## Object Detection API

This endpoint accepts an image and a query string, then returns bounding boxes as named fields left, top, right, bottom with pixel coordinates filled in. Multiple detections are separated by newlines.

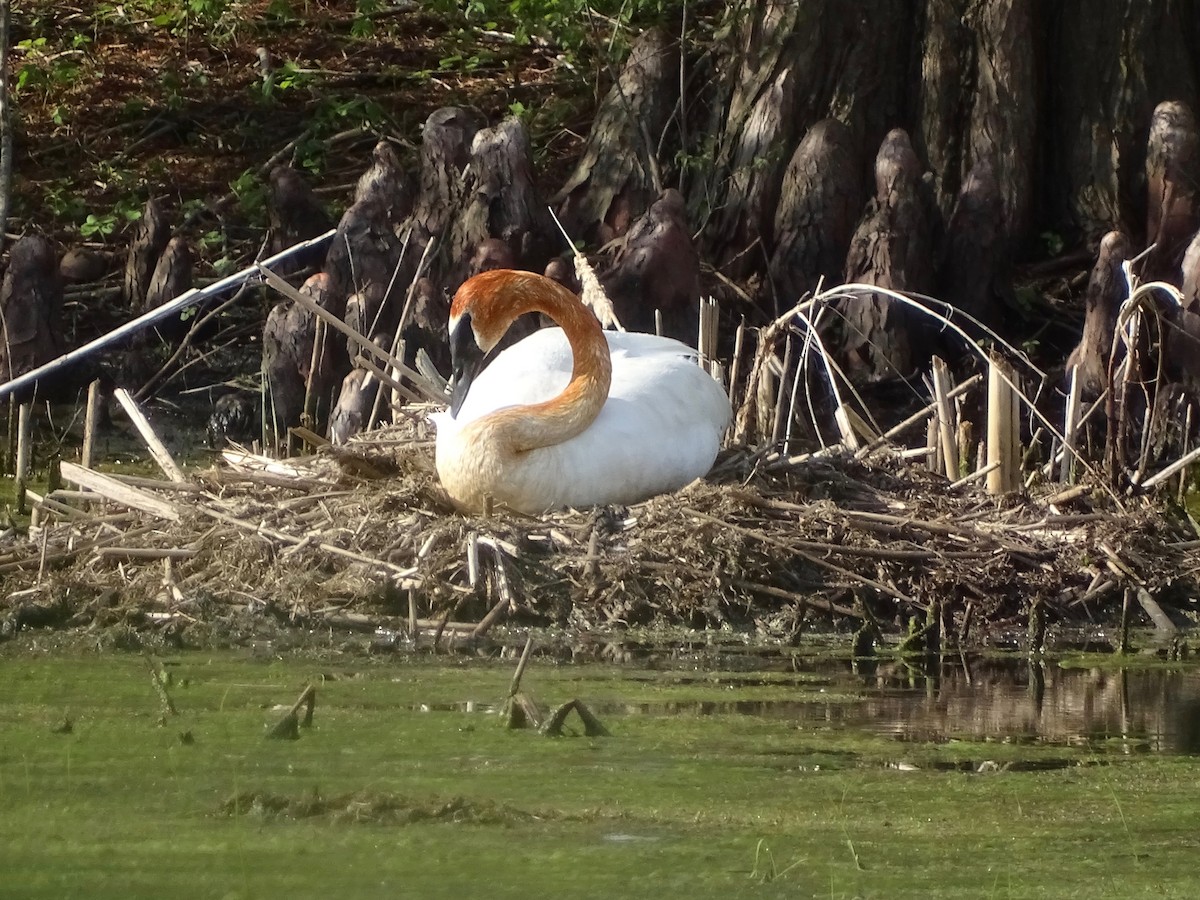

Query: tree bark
left=702, top=0, right=914, bottom=274
left=767, top=118, right=863, bottom=310
left=0, top=0, right=13, bottom=251
left=834, top=129, right=937, bottom=381
left=442, top=117, right=554, bottom=293
left=0, top=235, right=63, bottom=385
left=598, top=188, right=701, bottom=342
left=123, top=198, right=169, bottom=312
left=1047, top=0, right=1200, bottom=242
left=553, top=27, right=678, bottom=245
left=1144, top=100, right=1200, bottom=283
left=408, top=106, right=485, bottom=245
left=962, top=0, right=1036, bottom=246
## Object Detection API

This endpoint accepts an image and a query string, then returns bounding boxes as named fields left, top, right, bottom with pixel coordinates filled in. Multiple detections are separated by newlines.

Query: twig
left=113, top=389, right=186, bottom=482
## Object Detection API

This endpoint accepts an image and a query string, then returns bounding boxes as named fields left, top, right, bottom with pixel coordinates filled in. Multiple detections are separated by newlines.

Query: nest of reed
left=1, top=411, right=1195, bottom=651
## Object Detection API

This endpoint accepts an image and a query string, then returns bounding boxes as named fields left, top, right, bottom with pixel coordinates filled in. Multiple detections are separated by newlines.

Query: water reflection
left=595, top=656, right=1200, bottom=755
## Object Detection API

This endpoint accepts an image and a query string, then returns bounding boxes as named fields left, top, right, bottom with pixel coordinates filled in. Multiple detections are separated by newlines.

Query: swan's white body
left=433, top=327, right=730, bottom=514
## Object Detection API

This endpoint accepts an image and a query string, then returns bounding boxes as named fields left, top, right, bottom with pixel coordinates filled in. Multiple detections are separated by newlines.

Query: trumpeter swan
left=432, top=270, right=730, bottom=514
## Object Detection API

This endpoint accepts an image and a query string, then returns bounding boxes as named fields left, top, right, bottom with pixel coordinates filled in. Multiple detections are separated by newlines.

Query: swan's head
left=447, top=307, right=486, bottom=418
left=447, top=270, right=524, bottom=417
left=447, top=269, right=582, bottom=417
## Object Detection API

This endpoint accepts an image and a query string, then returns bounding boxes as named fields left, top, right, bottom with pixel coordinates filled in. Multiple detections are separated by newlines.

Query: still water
left=429, top=640, right=1200, bottom=756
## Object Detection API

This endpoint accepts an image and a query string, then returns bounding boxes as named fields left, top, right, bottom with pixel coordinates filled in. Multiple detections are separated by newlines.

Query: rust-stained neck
left=451, top=269, right=613, bottom=453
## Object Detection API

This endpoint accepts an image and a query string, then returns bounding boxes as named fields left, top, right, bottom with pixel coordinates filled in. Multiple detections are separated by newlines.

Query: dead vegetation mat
left=2, top=419, right=1197, bottom=647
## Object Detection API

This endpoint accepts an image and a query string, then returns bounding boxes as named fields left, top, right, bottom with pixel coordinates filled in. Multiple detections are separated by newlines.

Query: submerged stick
left=509, top=635, right=534, bottom=698
left=265, top=683, right=317, bottom=740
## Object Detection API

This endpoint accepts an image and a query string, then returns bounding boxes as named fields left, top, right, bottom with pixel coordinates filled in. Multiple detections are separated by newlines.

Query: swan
left=432, top=269, right=730, bottom=514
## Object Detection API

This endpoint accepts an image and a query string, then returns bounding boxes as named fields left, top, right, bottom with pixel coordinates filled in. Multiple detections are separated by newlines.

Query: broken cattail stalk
left=299, top=316, right=328, bottom=453
left=113, top=389, right=186, bottom=483
left=833, top=405, right=868, bottom=451
left=708, top=360, right=726, bottom=389
left=854, top=374, right=982, bottom=460
left=15, top=402, right=32, bottom=513
left=926, top=416, right=939, bottom=473
left=986, top=353, right=1021, bottom=494
left=728, top=318, right=746, bottom=402
left=931, top=356, right=959, bottom=480
left=957, top=420, right=973, bottom=479
left=770, top=334, right=794, bottom=446
left=61, top=462, right=183, bottom=522
left=1059, top=365, right=1082, bottom=484
left=1137, top=442, right=1200, bottom=490
left=654, top=309, right=663, bottom=337
left=698, top=295, right=719, bottom=369
left=466, top=532, right=480, bottom=587
left=81, top=379, right=102, bottom=470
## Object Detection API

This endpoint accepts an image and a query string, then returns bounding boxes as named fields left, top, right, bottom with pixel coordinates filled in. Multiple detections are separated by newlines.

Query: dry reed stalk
left=1179, top=405, right=1194, bottom=501
left=81, top=379, right=102, bottom=470
left=698, top=295, right=719, bottom=368
left=257, top=265, right=444, bottom=404
left=1059, top=365, right=1082, bottom=484
left=931, top=356, right=959, bottom=479
left=300, top=316, right=328, bottom=451
left=728, top=318, right=746, bottom=403
left=986, top=354, right=1020, bottom=495
left=59, top=462, right=183, bottom=522
left=770, top=334, right=793, bottom=446
left=113, top=389, right=186, bottom=482
left=925, top=416, right=938, bottom=473
left=853, top=374, right=983, bottom=460
left=23, top=490, right=89, bottom=521
left=1138, top=442, right=1200, bottom=489
left=950, top=461, right=999, bottom=489
left=14, top=401, right=31, bottom=513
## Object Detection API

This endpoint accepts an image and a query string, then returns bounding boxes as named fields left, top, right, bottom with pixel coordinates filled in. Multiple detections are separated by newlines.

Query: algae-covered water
left=2, top=643, right=1200, bottom=899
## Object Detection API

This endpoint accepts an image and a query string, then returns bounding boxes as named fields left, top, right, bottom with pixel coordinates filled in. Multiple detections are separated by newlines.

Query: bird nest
left=1, top=413, right=1197, bottom=651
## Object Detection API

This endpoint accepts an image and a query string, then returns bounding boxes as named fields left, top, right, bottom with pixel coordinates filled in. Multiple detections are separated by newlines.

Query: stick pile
left=1, top=389, right=1195, bottom=647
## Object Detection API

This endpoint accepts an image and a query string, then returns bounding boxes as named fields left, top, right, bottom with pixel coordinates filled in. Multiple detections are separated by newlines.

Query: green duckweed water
left=2, top=647, right=1200, bottom=899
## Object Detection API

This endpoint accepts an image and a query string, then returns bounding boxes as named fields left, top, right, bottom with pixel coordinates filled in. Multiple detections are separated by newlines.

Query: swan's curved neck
left=484, top=278, right=612, bottom=453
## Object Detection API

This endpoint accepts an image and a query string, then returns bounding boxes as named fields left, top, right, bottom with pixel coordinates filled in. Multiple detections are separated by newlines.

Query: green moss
left=1, top=652, right=1199, bottom=898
